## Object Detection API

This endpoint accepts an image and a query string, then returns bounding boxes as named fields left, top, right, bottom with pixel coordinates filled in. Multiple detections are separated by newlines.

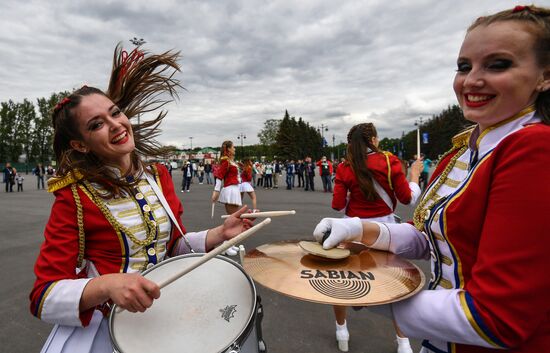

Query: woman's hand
left=80, top=273, right=160, bottom=313
left=409, top=159, right=423, bottom=184
left=220, top=206, right=253, bottom=240
left=205, top=206, right=253, bottom=250
left=211, top=190, right=220, bottom=203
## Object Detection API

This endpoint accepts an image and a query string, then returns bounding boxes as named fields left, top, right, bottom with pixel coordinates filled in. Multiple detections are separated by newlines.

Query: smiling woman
left=29, top=45, right=255, bottom=353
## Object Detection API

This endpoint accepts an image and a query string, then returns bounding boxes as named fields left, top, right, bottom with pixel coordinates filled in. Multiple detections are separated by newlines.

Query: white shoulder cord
left=145, top=173, right=195, bottom=253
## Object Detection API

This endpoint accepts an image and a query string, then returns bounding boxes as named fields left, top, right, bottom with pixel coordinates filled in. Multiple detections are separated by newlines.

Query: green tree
left=257, top=119, right=281, bottom=146
left=34, top=92, right=67, bottom=163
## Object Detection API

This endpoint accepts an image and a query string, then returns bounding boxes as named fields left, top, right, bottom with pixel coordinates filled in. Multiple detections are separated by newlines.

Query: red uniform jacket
left=241, top=167, right=252, bottom=183
left=213, top=157, right=240, bottom=186
left=332, top=152, right=412, bottom=218
left=30, top=164, right=186, bottom=326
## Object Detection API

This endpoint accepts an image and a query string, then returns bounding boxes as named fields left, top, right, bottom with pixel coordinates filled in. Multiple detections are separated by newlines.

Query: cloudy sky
left=0, top=0, right=542, bottom=149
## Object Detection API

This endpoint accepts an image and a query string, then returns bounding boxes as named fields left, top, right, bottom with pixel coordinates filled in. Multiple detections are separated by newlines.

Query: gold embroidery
left=444, top=178, right=461, bottom=188
left=433, top=232, right=445, bottom=242
left=441, top=255, right=453, bottom=266
left=454, top=160, right=468, bottom=170
left=82, top=180, right=158, bottom=247
left=71, top=184, right=85, bottom=268
left=439, top=278, right=453, bottom=289
left=413, top=146, right=468, bottom=230
left=118, top=209, right=141, bottom=218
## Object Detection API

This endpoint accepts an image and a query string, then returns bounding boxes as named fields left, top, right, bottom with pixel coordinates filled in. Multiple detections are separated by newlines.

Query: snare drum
left=109, top=254, right=263, bottom=353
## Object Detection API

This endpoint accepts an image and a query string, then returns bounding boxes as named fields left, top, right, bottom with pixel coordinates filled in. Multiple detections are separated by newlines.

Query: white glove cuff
left=369, top=221, right=390, bottom=251
left=214, top=179, right=222, bottom=192
left=348, top=217, right=364, bottom=241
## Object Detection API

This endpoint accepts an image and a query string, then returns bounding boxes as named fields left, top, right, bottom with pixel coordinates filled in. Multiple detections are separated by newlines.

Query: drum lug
left=228, top=343, right=241, bottom=353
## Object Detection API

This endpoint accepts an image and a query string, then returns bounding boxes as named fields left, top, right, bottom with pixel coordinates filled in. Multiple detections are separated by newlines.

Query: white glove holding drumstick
left=313, top=217, right=391, bottom=251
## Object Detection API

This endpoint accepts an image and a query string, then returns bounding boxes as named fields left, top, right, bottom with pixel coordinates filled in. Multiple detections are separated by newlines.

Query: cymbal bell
left=243, top=240, right=425, bottom=306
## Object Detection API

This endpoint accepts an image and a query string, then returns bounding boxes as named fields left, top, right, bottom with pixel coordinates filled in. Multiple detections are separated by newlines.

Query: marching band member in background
left=212, top=140, right=243, bottom=256
left=330, top=122, right=422, bottom=353
left=240, top=158, right=257, bottom=211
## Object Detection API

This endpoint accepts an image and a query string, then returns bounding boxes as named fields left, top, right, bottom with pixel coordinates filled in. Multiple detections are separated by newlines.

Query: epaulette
left=220, top=156, right=229, bottom=161
left=47, top=170, right=84, bottom=193
left=381, top=150, right=394, bottom=157
left=451, top=126, right=475, bottom=149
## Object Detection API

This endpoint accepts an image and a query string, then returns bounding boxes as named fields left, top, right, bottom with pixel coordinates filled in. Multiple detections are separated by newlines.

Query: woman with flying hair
left=29, top=44, right=252, bottom=352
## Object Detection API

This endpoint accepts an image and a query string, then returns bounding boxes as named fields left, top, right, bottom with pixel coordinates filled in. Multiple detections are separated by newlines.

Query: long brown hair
left=220, top=140, right=234, bottom=159
left=346, top=123, right=380, bottom=201
left=51, top=44, right=182, bottom=196
left=468, top=5, right=550, bottom=124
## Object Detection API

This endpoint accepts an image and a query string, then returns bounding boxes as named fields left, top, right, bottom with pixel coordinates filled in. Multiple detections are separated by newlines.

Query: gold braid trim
left=47, top=170, right=84, bottom=193
left=382, top=151, right=393, bottom=190
left=413, top=146, right=468, bottom=230
left=70, top=184, right=85, bottom=268
left=451, top=126, right=475, bottom=150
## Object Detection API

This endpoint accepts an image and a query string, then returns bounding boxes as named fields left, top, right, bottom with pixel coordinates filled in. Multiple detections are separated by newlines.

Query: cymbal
left=243, top=240, right=425, bottom=306
left=298, top=241, right=351, bottom=260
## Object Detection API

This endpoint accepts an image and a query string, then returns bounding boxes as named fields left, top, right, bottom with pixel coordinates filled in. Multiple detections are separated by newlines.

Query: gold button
left=151, top=220, right=157, bottom=227
left=146, top=263, right=154, bottom=269
left=135, top=193, right=144, bottom=200
left=147, top=248, right=156, bottom=256
left=143, top=204, right=151, bottom=212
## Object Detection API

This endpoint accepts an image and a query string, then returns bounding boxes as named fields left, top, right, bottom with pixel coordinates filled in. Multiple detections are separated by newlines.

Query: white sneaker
left=336, top=321, right=349, bottom=352
left=396, top=336, right=413, bottom=353
left=225, top=246, right=238, bottom=256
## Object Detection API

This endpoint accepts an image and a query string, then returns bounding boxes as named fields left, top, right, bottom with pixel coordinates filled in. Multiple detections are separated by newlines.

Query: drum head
left=110, top=255, right=256, bottom=353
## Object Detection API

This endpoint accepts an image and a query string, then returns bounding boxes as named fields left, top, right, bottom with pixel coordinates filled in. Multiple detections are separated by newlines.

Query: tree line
left=0, top=92, right=67, bottom=166
left=2, top=91, right=472, bottom=167
left=253, top=105, right=474, bottom=163
left=378, top=105, right=474, bottom=161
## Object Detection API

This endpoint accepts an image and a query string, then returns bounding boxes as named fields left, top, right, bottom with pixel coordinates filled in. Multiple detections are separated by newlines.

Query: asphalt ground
left=0, top=171, right=429, bottom=353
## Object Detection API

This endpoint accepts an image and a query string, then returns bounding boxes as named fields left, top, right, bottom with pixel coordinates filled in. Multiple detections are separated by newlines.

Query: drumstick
left=157, top=218, right=271, bottom=289
left=211, top=202, right=215, bottom=219
left=221, top=210, right=296, bottom=219
left=116, top=218, right=272, bottom=313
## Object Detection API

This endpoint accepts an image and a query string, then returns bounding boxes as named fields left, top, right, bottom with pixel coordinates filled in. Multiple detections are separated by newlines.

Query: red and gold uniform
left=29, top=164, right=206, bottom=352
left=213, top=157, right=242, bottom=205
left=332, top=151, right=420, bottom=220
left=383, top=108, right=550, bottom=353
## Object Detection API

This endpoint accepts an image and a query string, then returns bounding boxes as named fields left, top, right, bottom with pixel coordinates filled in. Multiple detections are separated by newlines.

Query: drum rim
left=109, top=253, right=258, bottom=353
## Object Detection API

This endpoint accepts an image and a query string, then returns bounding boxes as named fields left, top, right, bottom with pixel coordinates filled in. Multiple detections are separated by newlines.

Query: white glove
left=313, top=217, right=363, bottom=249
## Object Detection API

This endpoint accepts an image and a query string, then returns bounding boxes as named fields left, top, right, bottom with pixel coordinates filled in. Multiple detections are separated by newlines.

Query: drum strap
left=145, top=173, right=195, bottom=253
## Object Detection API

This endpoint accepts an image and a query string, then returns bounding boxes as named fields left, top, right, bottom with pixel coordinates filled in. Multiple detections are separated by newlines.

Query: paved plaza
left=0, top=170, right=429, bottom=353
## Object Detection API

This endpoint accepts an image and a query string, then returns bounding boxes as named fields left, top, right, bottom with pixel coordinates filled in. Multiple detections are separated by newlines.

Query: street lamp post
left=318, top=124, right=329, bottom=155
left=189, top=137, right=193, bottom=150
left=237, top=133, right=246, bottom=160
left=414, top=117, right=423, bottom=159
left=129, top=37, right=146, bottom=126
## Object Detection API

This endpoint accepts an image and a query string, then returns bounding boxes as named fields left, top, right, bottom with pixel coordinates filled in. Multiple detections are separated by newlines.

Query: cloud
left=0, top=0, right=535, bottom=149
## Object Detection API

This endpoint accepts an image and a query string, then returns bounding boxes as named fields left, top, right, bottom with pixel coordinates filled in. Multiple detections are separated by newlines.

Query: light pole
left=414, top=117, right=423, bottom=159
left=129, top=37, right=146, bottom=126
left=189, top=137, right=193, bottom=150
left=237, top=133, right=246, bottom=159
left=318, top=124, right=329, bottom=153
left=332, top=134, right=336, bottom=161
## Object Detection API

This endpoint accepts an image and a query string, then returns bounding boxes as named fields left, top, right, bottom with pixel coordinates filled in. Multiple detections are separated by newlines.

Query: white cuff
left=40, top=278, right=93, bottom=326
left=174, top=231, right=208, bottom=254
left=408, top=182, right=422, bottom=205
left=369, top=221, right=390, bottom=251
left=214, top=179, right=222, bottom=192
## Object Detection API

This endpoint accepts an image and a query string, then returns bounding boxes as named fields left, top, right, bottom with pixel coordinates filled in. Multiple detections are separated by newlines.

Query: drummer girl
left=240, top=158, right=258, bottom=211
left=315, top=5, right=550, bottom=353
left=330, top=122, right=422, bottom=353
left=212, top=140, right=243, bottom=256
left=29, top=45, right=251, bottom=353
